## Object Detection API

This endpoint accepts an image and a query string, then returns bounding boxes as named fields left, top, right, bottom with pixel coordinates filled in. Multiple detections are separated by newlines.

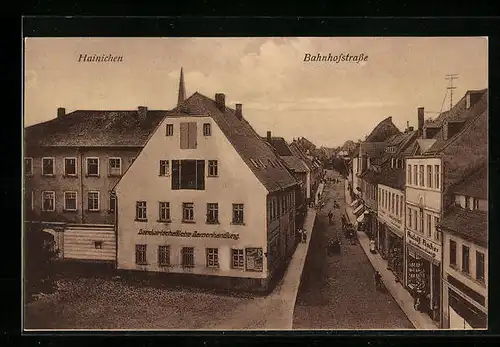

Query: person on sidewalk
left=369, top=238, right=376, bottom=254
left=374, top=271, right=382, bottom=291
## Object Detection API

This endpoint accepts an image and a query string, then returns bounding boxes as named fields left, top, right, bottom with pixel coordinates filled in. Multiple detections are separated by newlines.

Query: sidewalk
left=210, top=207, right=317, bottom=330
left=315, top=182, right=325, bottom=205
left=344, top=204, right=438, bottom=330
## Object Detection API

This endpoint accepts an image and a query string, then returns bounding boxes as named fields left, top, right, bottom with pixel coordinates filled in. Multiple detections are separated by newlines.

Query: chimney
left=215, top=93, right=225, bottom=111
left=138, top=106, right=148, bottom=118
left=57, top=107, right=65, bottom=118
left=267, top=131, right=271, bottom=142
left=418, top=107, right=424, bottom=132
left=235, top=103, right=243, bottom=120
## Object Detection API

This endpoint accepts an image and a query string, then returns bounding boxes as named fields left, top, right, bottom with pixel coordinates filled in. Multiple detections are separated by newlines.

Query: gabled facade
left=404, top=88, right=487, bottom=327
left=23, top=106, right=168, bottom=263
left=114, top=91, right=299, bottom=291
left=438, top=164, right=487, bottom=329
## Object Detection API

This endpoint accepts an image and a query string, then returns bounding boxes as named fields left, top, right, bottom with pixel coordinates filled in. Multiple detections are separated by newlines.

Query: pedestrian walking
left=328, top=210, right=333, bottom=224
left=302, top=230, right=307, bottom=243
left=369, top=239, right=376, bottom=254
left=374, top=271, right=382, bottom=291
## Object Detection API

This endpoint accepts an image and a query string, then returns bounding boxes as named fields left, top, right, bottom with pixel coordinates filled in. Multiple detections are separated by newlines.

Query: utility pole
left=445, top=74, right=458, bottom=111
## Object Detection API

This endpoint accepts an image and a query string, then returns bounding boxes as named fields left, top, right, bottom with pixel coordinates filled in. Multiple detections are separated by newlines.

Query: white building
left=439, top=165, right=487, bottom=329
left=114, top=85, right=299, bottom=291
left=404, top=89, right=488, bottom=326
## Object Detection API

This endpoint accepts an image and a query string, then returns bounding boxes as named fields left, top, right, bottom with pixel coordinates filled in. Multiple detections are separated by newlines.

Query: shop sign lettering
left=406, top=229, right=441, bottom=260
left=138, top=228, right=240, bottom=241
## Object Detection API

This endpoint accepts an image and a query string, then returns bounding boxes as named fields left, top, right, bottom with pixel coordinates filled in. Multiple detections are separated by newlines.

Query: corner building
left=114, top=92, right=299, bottom=291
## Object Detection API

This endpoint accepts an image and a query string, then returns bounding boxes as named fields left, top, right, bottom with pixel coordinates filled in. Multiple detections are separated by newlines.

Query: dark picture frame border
left=13, top=15, right=500, bottom=346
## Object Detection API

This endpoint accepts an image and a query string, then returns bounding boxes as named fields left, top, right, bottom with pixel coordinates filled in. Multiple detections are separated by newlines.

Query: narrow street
left=292, top=169, right=413, bottom=329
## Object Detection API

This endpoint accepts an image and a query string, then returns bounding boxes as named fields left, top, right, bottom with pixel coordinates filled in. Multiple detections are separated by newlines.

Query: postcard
left=23, top=37, right=488, bottom=331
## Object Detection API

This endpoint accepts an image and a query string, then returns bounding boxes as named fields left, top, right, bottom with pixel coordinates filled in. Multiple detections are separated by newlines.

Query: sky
left=24, top=37, right=488, bottom=148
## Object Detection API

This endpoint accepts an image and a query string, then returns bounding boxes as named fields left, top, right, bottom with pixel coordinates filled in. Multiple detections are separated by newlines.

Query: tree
left=24, top=223, right=59, bottom=299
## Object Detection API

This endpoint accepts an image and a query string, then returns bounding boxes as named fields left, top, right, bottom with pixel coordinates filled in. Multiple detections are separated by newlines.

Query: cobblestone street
left=292, top=170, right=413, bottom=330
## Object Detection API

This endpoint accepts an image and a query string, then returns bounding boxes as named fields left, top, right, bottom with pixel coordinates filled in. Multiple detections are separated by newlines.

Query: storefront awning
left=356, top=213, right=365, bottom=223
left=349, top=199, right=359, bottom=207
left=353, top=204, right=365, bottom=215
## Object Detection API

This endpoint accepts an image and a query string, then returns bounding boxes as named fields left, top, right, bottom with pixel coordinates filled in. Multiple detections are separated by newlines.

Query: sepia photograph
left=22, top=37, right=488, bottom=331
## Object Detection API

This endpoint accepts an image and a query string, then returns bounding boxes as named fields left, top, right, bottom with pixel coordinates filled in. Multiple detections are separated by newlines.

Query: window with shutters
left=171, top=160, right=205, bottom=190
left=180, top=122, right=197, bottom=149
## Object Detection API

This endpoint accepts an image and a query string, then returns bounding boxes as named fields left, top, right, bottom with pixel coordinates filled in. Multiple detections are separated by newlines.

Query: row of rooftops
left=24, top=88, right=320, bottom=194
left=351, top=88, right=488, bottom=246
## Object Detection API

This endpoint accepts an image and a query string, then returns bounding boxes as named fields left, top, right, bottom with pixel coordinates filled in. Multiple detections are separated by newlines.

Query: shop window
left=64, top=157, right=77, bottom=176
left=245, top=248, right=263, bottom=272
left=476, top=251, right=485, bottom=283
left=135, top=201, right=147, bottom=221
left=206, top=203, right=219, bottom=224
left=462, top=245, right=470, bottom=274
left=42, top=191, right=55, bottom=212
left=158, top=245, right=170, bottom=267
left=158, top=202, right=170, bottom=222
left=208, top=160, right=218, bottom=177
left=86, top=157, right=99, bottom=177
left=42, top=157, right=55, bottom=176
left=232, top=204, right=244, bottom=225
left=25, top=157, right=33, bottom=175
left=181, top=247, right=194, bottom=267
left=450, top=240, right=457, bottom=266
left=231, top=249, right=245, bottom=269
left=206, top=248, right=219, bottom=268
left=135, top=244, right=147, bottom=265
left=64, top=191, right=77, bottom=211
left=182, top=202, right=194, bottom=222
left=172, top=160, right=205, bottom=190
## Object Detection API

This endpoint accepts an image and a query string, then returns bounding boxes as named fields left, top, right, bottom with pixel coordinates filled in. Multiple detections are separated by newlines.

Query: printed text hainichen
left=78, top=54, right=124, bottom=62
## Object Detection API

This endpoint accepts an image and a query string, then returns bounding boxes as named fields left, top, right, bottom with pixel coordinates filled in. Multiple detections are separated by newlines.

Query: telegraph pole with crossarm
left=445, top=74, right=458, bottom=111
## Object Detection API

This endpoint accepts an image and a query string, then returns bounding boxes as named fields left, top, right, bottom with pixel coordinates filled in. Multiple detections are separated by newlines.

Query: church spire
left=177, top=67, right=186, bottom=106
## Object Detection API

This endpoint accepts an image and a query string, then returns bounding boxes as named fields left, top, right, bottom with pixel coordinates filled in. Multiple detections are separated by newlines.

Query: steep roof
left=359, top=142, right=387, bottom=158
left=449, top=163, right=487, bottom=200
left=24, top=110, right=169, bottom=147
left=365, top=116, right=401, bottom=143
left=264, top=137, right=293, bottom=156
left=378, top=168, right=406, bottom=190
left=289, top=142, right=314, bottom=171
left=438, top=206, right=487, bottom=248
left=426, top=89, right=488, bottom=154
left=172, top=92, right=298, bottom=192
left=281, top=156, right=309, bottom=173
